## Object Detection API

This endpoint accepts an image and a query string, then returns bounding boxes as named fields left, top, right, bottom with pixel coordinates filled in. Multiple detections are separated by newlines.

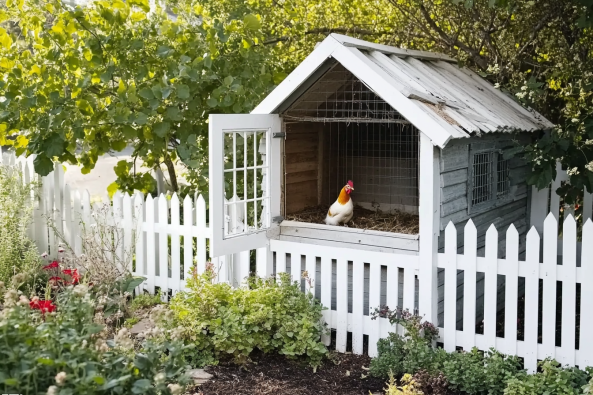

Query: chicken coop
left=208, top=35, right=555, bottom=354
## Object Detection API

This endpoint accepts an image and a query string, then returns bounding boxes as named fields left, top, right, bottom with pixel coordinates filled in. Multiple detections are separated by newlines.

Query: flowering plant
left=0, top=283, right=190, bottom=395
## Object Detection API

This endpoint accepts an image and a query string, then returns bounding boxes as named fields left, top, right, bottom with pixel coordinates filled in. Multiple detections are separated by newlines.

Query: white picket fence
left=2, top=151, right=593, bottom=371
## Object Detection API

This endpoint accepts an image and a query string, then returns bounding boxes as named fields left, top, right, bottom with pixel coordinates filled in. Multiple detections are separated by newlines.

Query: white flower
left=73, top=284, right=88, bottom=297
left=115, top=327, right=134, bottom=349
left=586, top=161, right=593, bottom=172
left=154, top=372, right=166, bottom=385
left=168, top=383, right=183, bottom=395
left=494, top=83, right=500, bottom=89
left=567, top=167, right=580, bottom=176
left=55, top=372, right=67, bottom=386
left=41, top=252, right=48, bottom=258
left=572, top=118, right=579, bottom=123
left=47, top=385, right=59, bottom=395
left=516, top=92, right=526, bottom=99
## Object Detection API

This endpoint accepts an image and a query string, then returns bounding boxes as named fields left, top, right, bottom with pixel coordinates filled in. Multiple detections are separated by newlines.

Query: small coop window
left=470, top=150, right=510, bottom=210
left=280, top=63, right=420, bottom=235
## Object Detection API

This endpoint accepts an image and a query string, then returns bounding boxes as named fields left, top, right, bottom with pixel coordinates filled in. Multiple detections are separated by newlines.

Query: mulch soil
left=194, top=351, right=386, bottom=395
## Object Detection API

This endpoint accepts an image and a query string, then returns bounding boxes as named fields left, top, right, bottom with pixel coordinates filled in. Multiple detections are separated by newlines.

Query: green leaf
left=165, top=106, right=182, bottom=121
left=176, top=84, right=190, bottom=99
left=134, top=112, right=148, bottom=125
left=138, top=87, right=154, bottom=100
left=207, top=97, right=218, bottom=107
left=156, top=45, right=172, bottom=57
left=33, top=155, right=54, bottom=176
left=153, top=121, right=170, bottom=137
left=114, top=160, right=131, bottom=177
left=76, top=99, right=94, bottom=116
left=36, top=358, right=55, bottom=366
left=243, top=14, right=261, bottom=31
left=126, top=276, right=145, bottom=293
left=132, top=379, right=152, bottom=394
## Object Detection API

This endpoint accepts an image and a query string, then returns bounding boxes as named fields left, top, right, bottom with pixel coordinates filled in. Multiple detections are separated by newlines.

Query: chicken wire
left=283, top=62, right=419, bottom=217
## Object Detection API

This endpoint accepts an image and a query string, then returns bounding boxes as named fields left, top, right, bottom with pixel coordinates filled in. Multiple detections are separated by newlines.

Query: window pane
left=497, top=153, right=510, bottom=198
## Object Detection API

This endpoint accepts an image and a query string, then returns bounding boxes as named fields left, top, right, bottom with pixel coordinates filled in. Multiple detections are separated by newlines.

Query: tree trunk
left=163, top=155, right=179, bottom=192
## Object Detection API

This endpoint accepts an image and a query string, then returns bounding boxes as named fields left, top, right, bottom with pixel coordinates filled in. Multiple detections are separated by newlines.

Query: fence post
left=561, top=215, right=577, bottom=366
left=580, top=220, right=593, bottom=367
left=463, top=219, right=477, bottom=351
left=524, top=227, right=540, bottom=373
left=196, top=194, right=207, bottom=275
left=443, top=222, right=457, bottom=352
left=418, top=133, right=440, bottom=325
left=352, top=260, right=364, bottom=355
left=484, top=224, right=498, bottom=350
left=504, top=224, right=519, bottom=356
left=542, top=213, right=558, bottom=360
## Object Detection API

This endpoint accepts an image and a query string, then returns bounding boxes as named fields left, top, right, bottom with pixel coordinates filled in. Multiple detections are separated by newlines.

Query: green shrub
left=131, top=290, right=163, bottom=311
left=504, top=360, right=590, bottom=395
left=169, top=269, right=328, bottom=368
left=0, top=284, right=191, bottom=395
left=0, top=165, right=40, bottom=286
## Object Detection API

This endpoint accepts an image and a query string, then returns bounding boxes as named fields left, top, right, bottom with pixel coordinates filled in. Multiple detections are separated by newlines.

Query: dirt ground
left=193, top=351, right=386, bottom=395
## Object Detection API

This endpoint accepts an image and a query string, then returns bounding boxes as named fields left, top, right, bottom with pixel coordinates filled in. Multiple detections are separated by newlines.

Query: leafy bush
left=131, top=291, right=163, bottom=311
left=412, top=370, right=448, bottom=395
left=0, top=284, right=190, bottom=395
left=373, top=373, right=424, bottom=395
left=504, top=360, right=590, bottom=395
left=0, top=165, right=40, bottom=287
left=169, top=267, right=328, bottom=368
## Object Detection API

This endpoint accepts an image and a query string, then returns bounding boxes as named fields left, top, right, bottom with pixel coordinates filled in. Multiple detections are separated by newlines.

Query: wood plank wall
left=438, top=133, right=532, bottom=257
left=285, top=122, right=323, bottom=214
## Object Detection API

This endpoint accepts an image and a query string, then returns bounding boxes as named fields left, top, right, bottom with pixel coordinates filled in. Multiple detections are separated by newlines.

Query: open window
left=209, top=114, right=281, bottom=257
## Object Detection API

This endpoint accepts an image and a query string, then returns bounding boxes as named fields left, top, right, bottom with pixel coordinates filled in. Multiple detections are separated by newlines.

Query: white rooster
left=324, top=180, right=354, bottom=226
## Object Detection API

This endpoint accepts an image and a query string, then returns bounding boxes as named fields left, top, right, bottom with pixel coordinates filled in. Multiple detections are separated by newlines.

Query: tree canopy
left=1, top=0, right=592, bottom=203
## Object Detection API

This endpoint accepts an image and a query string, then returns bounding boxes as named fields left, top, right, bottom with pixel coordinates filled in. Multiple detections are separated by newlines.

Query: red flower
left=29, top=299, right=56, bottom=313
left=48, top=276, right=62, bottom=284
left=62, top=268, right=80, bottom=285
left=43, top=261, right=60, bottom=270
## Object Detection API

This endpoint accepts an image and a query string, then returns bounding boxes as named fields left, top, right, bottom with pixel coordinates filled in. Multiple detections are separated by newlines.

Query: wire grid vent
left=471, top=151, right=510, bottom=207
left=322, top=121, right=419, bottom=213
left=283, top=63, right=409, bottom=124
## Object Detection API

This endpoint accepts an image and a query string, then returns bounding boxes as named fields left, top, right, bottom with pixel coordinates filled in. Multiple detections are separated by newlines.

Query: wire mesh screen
left=472, top=152, right=493, bottom=205
left=284, top=63, right=408, bottom=124
left=322, top=122, right=419, bottom=214
left=497, top=153, right=510, bottom=198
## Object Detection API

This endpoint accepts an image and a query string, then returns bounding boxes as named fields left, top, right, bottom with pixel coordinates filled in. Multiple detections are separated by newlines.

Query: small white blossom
left=154, top=372, right=166, bottom=385
left=494, top=83, right=500, bottom=89
left=586, top=162, right=593, bottom=172
left=47, top=385, right=59, bottom=395
left=572, top=118, right=579, bottom=123
left=168, top=383, right=182, bottom=395
left=73, top=284, right=88, bottom=297
left=567, top=167, right=580, bottom=176
left=55, top=372, right=67, bottom=386
left=516, top=92, right=526, bottom=99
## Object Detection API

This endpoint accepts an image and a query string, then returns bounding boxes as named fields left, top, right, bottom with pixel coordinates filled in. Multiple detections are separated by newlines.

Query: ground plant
left=0, top=283, right=190, bottom=395
left=169, top=267, right=328, bottom=369
left=0, top=165, right=40, bottom=289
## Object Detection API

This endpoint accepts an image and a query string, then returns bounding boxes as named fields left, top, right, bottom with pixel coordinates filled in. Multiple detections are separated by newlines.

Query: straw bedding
left=284, top=205, right=419, bottom=234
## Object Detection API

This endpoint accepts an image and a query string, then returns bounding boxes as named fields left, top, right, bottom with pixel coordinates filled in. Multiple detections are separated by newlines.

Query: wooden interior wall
left=284, top=122, right=323, bottom=214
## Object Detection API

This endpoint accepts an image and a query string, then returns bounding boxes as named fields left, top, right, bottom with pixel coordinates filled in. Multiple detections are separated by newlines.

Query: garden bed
left=285, top=205, right=419, bottom=234
left=194, top=351, right=385, bottom=395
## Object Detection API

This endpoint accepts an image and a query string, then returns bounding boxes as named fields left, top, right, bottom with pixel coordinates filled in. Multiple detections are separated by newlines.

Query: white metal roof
left=252, top=34, right=554, bottom=148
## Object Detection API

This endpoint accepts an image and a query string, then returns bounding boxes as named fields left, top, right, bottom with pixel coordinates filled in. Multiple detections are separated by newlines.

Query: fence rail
left=2, top=152, right=592, bottom=371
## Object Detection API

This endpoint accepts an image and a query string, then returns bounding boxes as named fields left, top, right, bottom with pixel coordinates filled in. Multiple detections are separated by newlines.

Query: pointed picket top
left=563, top=213, right=576, bottom=228
left=464, top=218, right=477, bottom=253
left=543, top=211, right=557, bottom=229
left=196, top=194, right=206, bottom=226
left=444, top=221, right=456, bottom=253
left=506, top=224, right=519, bottom=260
left=122, top=192, right=132, bottom=208
left=585, top=218, right=593, bottom=234
left=526, top=226, right=541, bottom=262
left=485, top=224, right=498, bottom=259
left=170, top=192, right=180, bottom=207
left=183, top=193, right=192, bottom=207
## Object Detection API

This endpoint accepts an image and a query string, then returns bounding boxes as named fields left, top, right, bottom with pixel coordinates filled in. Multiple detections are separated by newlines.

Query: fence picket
left=336, top=259, right=348, bottom=353
left=320, top=255, right=332, bottom=346
left=305, top=254, right=316, bottom=296
left=276, top=249, right=287, bottom=278
left=122, top=193, right=133, bottom=272
left=584, top=192, right=593, bottom=223
left=504, top=224, right=519, bottom=356
left=561, top=215, right=577, bottom=366
left=580, top=220, right=593, bottom=367
left=183, top=194, right=193, bottom=282
left=145, top=195, right=156, bottom=295
left=73, top=191, right=82, bottom=255
left=196, top=194, right=206, bottom=275
left=463, top=219, right=477, bottom=351
left=352, top=260, right=364, bottom=355
left=170, top=194, right=181, bottom=294
left=291, top=253, right=301, bottom=285
left=386, top=264, right=398, bottom=338
left=524, top=227, right=540, bottom=372
left=112, top=191, right=124, bottom=271
left=158, top=194, right=169, bottom=296
left=444, top=222, right=457, bottom=352
left=484, top=224, right=498, bottom=349
left=368, top=262, right=381, bottom=357
left=542, top=213, right=558, bottom=360
left=133, top=193, right=145, bottom=294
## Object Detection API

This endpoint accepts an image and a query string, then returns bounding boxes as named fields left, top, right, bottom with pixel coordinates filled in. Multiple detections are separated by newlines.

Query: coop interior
left=281, top=63, right=420, bottom=235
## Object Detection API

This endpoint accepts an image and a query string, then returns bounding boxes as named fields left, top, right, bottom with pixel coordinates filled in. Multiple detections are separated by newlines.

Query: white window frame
left=209, top=114, right=281, bottom=257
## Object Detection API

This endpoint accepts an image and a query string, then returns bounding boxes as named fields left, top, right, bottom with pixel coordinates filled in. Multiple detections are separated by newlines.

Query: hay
left=284, top=205, right=419, bottom=234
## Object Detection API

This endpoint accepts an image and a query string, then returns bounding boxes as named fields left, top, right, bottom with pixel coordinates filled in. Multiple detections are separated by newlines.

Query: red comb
left=347, top=180, right=353, bottom=187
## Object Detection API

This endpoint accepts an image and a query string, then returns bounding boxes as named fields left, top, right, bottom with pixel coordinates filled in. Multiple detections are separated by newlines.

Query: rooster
left=324, top=180, right=354, bottom=226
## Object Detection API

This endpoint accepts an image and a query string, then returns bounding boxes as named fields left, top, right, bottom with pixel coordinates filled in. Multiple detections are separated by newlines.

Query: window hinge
left=273, top=132, right=286, bottom=138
